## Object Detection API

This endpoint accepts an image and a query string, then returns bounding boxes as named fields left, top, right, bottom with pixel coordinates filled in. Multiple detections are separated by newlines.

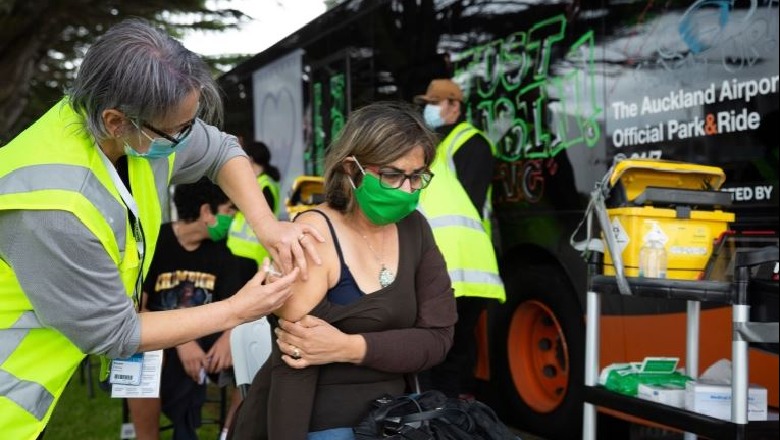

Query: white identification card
left=109, top=353, right=143, bottom=386
left=111, top=350, right=163, bottom=398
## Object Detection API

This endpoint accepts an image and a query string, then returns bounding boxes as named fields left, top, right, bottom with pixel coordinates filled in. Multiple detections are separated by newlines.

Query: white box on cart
left=684, top=380, right=767, bottom=421
left=638, top=383, right=686, bottom=408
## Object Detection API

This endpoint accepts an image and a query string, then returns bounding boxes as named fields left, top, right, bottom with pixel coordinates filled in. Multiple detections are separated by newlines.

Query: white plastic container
left=638, top=227, right=667, bottom=278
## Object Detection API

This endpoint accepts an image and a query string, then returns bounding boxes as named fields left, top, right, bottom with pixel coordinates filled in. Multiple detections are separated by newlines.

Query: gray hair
left=69, top=18, right=222, bottom=140
left=323, top=101, right=437, bottom=212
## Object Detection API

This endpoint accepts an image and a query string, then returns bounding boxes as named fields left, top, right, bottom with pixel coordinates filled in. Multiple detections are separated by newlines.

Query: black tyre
left=489, top=264, right=585, bottom=439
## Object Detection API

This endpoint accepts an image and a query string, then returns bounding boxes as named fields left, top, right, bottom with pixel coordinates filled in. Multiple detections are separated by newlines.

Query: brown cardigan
left=230, top=210, right=456, bottom=439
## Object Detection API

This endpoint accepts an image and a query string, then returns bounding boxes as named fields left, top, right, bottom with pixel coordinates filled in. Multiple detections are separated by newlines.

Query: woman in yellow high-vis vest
left=0, top=19, right=321, bottom=440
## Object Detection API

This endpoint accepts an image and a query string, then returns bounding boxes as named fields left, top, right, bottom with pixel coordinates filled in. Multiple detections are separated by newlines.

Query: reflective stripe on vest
left=0, top=164, right=127, bottom=256
left=418, top=122, right=505, bottom=302
left=227, top=173, right=280, bottom=265
left=0, top=98, right=172, bottom=438
left=425, top=214, right=485, bottom=232
left=0, top=312, right=51, bottom=421
left=448, top=269, right=505, bottom=287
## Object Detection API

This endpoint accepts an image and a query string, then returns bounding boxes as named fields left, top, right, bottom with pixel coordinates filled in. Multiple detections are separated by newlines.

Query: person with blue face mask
left=230, top=102, right=457, bottom=440
left=124, top=119, right=196, bottom=159
left=0, top=19, right=323, bottom=439
left=413, top=79, right=507, bottom=401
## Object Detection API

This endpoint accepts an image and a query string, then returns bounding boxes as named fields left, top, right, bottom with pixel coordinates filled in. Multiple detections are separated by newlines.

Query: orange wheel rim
left=506, top=300, right=569, bottom=413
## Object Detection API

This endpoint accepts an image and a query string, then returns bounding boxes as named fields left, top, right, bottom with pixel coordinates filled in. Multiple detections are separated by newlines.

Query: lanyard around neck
left=97, top=146, right=145, bottom=310
left=96, top=145, right=145, bottom=259
left=97, top=146, right=139, bottom=220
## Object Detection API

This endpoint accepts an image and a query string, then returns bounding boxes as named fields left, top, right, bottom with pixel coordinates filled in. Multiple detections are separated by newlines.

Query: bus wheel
left=491, top=264, right=584, bottom=439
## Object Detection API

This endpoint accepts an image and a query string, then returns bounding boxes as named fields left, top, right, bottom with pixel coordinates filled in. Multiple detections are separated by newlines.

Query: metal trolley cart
left=573, top=159, right=779, bottom=439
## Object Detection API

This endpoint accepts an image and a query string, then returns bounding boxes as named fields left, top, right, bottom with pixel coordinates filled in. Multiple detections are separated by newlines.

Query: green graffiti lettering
left=453, top=14, right=601, bottom=164
left=500, top=31, right=528, bottom=93
left=527, top=16, right=566, bottom=81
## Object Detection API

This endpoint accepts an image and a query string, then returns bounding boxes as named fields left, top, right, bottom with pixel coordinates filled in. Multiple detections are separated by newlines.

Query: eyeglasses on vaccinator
left=141, top=119, right=195, bottom=147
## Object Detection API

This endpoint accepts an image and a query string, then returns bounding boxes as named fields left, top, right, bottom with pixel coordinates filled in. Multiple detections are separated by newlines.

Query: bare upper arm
left=273, top=210, right=337, bottom=321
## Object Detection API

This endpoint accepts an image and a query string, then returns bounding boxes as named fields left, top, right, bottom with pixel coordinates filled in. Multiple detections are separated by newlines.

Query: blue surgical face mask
left=423, top=104, right=444, bottom=129
left=124, top=122, right=192, bottom=160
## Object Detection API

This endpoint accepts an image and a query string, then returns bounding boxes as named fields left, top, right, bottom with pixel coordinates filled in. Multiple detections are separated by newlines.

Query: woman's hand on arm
left=257, top=220, right=324, bottom=280
left=274, top=316, right=366, bottom=369
left=271, top=214, right=334, bottom=323
left=215, top=156, right=324, bottom=278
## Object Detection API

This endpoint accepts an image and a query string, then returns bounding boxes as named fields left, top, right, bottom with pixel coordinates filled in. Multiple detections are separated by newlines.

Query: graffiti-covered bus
left=217, top=0, right=778, bottom=437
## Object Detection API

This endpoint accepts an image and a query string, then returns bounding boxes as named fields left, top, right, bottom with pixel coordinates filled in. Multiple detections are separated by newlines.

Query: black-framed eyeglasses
left=141, top=119, right=195, bottom=147
left=366, top=165, right=434, bottom=190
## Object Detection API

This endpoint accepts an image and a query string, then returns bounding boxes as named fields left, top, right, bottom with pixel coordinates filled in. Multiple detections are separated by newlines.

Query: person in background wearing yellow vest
left=0, top=18, right=322, bottom=440
left=414, top=79, right=506, bottom=399
left=128, top=178, right=243, bottom=440
left=227, top=141, right=282, bottom=283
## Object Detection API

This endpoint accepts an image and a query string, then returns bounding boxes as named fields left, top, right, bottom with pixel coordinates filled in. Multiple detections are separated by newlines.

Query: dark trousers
left=420, top=296, right=489, bottom=398
left=161, top=333, right=219, bottom=440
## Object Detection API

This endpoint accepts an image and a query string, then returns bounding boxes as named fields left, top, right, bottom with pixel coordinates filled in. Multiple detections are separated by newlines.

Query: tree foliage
left=0, top=0, right=250, bottom=144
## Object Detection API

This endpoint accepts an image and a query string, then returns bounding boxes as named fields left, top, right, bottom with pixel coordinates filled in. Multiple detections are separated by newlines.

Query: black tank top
left=297, top=209, right=364, bottom=305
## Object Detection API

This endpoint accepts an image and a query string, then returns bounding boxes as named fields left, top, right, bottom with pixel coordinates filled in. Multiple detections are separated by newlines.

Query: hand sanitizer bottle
left=639, top=229, right=667, bottom=278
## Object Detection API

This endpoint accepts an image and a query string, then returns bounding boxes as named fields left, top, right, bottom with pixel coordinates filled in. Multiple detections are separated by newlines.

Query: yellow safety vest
left=418, top=122, right=505, bottom=302
left=226, top=174, right=280, bottom=266
left=0, top=99, right=172, bottom=439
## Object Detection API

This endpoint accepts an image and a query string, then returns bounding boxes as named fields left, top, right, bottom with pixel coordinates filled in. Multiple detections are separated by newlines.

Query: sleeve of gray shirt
left=0, top=210, right=140, bottom=359
left=171, top=119, right=248, bottom=185
left=0, top=122, right=246, bottom=358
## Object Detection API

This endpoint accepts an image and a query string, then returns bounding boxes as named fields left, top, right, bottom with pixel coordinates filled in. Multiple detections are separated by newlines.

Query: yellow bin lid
left=608, top=159, right=727, bottom=203
left=285, top=175, right=325, bottom=218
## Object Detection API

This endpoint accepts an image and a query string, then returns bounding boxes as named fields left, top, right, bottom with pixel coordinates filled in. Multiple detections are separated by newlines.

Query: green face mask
left=352, top=172, right=420, bottom=226
left=207, top=213, right=233, bottom=241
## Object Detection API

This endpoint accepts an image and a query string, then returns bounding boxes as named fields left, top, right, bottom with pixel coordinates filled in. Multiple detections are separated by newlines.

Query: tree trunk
left=0, top=32, right=43, bottom=140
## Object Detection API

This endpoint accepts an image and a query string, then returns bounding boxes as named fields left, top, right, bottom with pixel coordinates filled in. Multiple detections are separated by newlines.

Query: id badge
left=109, top=353, right=144, bottom=386
left=110, top=350, right=163, bottom=399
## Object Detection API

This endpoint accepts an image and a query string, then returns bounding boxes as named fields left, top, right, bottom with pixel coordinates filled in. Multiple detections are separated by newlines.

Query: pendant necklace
left=360, top=227, right=395, bottom=288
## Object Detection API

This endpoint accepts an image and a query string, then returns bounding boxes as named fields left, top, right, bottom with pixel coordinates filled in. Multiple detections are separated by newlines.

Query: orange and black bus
left=217, top=1, right=778, bottom=437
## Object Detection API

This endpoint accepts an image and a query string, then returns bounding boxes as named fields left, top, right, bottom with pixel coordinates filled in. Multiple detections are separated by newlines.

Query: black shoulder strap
left=295, top=209, right=346, bottom=263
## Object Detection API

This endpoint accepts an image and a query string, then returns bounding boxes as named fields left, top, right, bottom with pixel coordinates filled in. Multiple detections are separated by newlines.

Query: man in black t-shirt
left=128, top=178, right=244, bottom=440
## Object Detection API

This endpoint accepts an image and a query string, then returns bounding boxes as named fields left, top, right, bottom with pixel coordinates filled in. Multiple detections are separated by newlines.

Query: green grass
left=45, top=357, right=222, bottom=440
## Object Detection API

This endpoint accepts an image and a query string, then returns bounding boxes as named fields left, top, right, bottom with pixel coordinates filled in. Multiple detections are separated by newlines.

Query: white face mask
left=423, top=104, right=444, bottom=129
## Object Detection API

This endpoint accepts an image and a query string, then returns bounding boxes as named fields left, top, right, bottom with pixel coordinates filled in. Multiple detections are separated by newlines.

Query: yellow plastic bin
left=604, top=206, right=734, bottom=279
left=285, top=175, right=325, bottom=220
left=602, top=159, right=735, bottom=280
